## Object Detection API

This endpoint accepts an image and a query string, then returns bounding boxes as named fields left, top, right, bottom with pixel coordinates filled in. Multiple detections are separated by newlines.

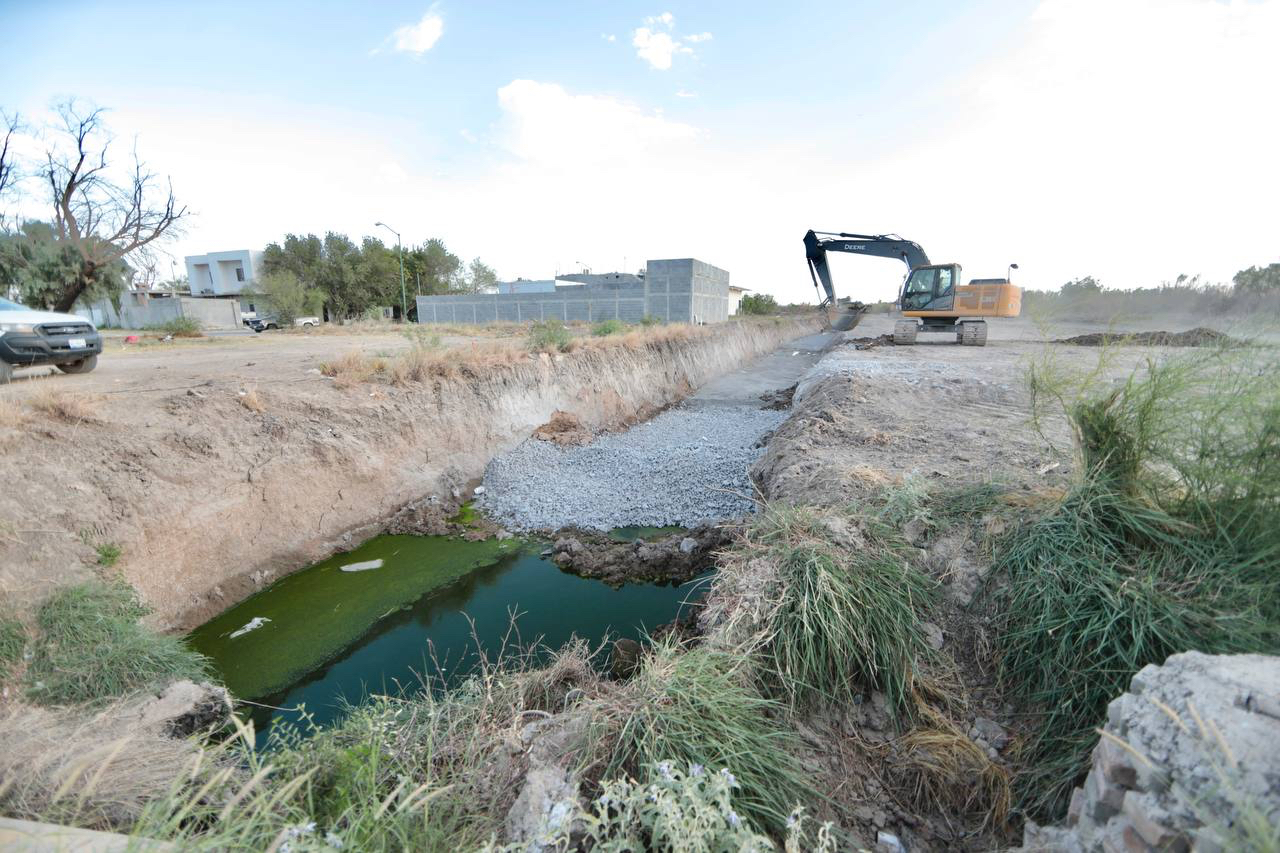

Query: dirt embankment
left=0, top=318, right=817, bottom=631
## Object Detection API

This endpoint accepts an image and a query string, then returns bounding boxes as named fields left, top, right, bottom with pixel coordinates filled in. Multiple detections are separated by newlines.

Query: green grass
left=994, top=346, right=1280, bottom=817
left=527, top=319, right=575, bottom=353
left=591, top=318, right=626, bottom=336
left=144, top=316, right=203, bottom=337
left=26, top=580, right=209, bottom=705
left=95, top=543, right=121, bottom=567
left=725, top=505, right=937, bottom=717
left=601, top=644, right=815, bottom=835
left=0, top=613, right=26, bottom=678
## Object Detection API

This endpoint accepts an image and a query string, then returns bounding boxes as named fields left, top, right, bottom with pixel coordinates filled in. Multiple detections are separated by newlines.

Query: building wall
left=416, top=258, right=730, bottom=326
left=78, top=294, right=243, bottom=330
left=185, top=250, right=263, bottom=297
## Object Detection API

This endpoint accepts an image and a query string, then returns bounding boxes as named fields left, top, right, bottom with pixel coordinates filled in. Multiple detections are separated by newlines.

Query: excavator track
left=959, top=320, right=988, bottom=346
left=893, top=320, right=918, bottom=345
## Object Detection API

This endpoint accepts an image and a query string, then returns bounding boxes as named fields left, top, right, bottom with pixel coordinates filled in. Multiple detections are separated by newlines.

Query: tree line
left=256, top=233, right=497, bottom=323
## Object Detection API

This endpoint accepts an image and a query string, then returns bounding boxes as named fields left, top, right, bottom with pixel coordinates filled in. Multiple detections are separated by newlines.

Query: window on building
left=235, top=267, right=245, bottom=282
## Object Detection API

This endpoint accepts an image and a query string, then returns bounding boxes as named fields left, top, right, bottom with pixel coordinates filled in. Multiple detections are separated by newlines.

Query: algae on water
left=188, top=534, right=518, bottom=699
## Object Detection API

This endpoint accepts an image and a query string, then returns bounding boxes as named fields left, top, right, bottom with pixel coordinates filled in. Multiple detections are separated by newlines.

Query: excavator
left=803, top=229, right=1021, bottom=346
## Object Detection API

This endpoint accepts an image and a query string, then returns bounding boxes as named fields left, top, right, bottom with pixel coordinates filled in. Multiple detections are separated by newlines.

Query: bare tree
left=42, top=101, right=187, bottom=311
left=0, top=110, right=21, bottom=230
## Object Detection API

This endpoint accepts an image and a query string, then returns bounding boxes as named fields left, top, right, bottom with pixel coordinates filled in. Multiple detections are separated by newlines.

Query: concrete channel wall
left=82, top=317, right=818, bottom=631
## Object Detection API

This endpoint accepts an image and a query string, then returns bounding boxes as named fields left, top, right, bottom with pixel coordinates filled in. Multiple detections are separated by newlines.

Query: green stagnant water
left=189, top=533, right=699, bottom=740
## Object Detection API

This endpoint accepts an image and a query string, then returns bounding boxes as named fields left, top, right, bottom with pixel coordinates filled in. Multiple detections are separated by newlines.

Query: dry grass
left=0, top=700, right=215, bottom=831
left=238, top=387, right=265, bottom=413
left=0, top=395, right=31, bottom=428
left=389, top=341, right=527, bottom=385
left=321, top=350, right=385, bottom=389
left=26, top=384, right=99, bottom=423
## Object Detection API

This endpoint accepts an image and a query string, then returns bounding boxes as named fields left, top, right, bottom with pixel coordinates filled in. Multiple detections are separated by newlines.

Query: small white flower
left=786, top=812, right=800, bottom=830
left=325, top=831, right=344, bottom=849
left=719, top=768, right=737, bottom=786
left=690, top=763, right=704, bottom=777
left=657, top=760, right=674, bottom=780
left=728, top=810, right=742, bottom=829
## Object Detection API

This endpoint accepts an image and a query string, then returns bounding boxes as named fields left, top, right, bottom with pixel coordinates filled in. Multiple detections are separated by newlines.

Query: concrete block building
left=416, top=258, right=731, bottom=325
left=185, top=250, right=263, bottom=297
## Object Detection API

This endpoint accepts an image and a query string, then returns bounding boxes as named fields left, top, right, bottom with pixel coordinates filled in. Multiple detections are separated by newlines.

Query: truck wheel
left=0, top=360, right=12, bottom=384
left=893, top=320, right=918, bottom=345
left=960, top=321, right=988, bottom=347
left=57, top=355, right=98, bottom=374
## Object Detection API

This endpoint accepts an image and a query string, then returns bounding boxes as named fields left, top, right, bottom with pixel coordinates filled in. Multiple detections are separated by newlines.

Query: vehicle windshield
left=0, top=298, right=31, bottom=311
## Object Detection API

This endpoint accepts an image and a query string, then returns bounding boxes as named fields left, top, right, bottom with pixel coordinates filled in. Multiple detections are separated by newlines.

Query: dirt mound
left=1055, top=327, right=1240, bottom=347
left=532, top=410, right=594, bottom=446
left=759, top=384, right=796, bottom=410
left=843, top=333, right=895, bottom=350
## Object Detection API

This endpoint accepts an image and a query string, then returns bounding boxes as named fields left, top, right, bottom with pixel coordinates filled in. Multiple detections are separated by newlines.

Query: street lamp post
left=375, top=221, right=407, bottom=322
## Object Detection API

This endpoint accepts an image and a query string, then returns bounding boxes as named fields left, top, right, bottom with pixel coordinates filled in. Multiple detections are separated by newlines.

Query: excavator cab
left=900, top=264, right=961, bottom=312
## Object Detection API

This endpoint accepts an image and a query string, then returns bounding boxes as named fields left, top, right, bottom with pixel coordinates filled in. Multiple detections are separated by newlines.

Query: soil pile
left=550, top=524, right=731, bottom=587
left=1055, top=327, right=1240, bottom=347
left=532, top=410, right=594, bottom=446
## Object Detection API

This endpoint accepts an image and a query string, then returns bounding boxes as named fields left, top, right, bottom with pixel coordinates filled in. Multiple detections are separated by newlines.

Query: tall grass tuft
left=26, top=580, right=209, bottom=705
left=600, top=644, right=815, bottom=834
left=0, top=612, right=25, bottom=678
left=592, top=318, right=626, bottom=336
left=996, top=345, right=1280, bottom=816
left=719, top=505, right=937, bottom=717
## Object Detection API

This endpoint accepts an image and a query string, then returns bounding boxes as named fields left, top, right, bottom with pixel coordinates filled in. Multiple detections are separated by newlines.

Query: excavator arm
left=803, top=229, right=931, bottom=309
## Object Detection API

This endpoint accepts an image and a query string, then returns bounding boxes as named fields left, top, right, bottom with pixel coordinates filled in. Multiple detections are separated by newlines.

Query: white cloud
left=601, top=33, right=616, bottom=42
left=632, top=27, right=690, bottom=70
left=684, top=32, right=713, bottom=43
left=495, top=79, right=698, bottom=168
left=389, top=10, right=444, bottom=54
left=645, top=12, right=674, bottom=28
left=675, top=89, right=697, bottom=98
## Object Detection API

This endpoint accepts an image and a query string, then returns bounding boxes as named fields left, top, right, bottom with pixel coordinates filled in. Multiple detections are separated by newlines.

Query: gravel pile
left=478, top=405, right=788, bottom=531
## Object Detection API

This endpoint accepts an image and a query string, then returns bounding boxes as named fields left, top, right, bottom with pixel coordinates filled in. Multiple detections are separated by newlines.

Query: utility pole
left=375, top=221, right=406, bottom=321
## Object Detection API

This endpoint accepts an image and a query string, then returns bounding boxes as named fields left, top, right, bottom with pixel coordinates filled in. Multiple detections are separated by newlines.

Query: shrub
left=26, top=580, right=209, bottom=705
left=639, top=315, right=663, bottom=326
left=995, top=347, right=1280, bottom=816
left=592, top=318, right=626, bottom=336
left=738, top=293, right=779, bottom=315
left=146, top=316, right=203, bottom=337
left=600, top=645, right=814, bottom=834
left=27, top=385, right=98, bottom=423
left=527, top=319, right=575, bottom=353
left=95, top=543, right=121, bottom=567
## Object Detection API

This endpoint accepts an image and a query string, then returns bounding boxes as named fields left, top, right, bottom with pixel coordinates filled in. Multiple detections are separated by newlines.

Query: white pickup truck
left=0, top=297, right=103, bottom=383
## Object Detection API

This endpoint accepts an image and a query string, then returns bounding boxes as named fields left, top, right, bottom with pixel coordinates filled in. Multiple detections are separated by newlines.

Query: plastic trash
left=230, top=616, right=271, bottom=639
left=340, top=559, right=384, bottom=573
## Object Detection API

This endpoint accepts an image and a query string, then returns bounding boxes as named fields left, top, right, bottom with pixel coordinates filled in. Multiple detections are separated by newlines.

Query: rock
left=922, top=622, right=944, bottom=650
left=972, top=717, right=1009, bottom=750
left=474, top=485, right=487, bottom=496
left=133, top=680, right=232, bottom=737
left=611, top=638, right=642, bottom=679
left=678, top=537, right=698, bottom=554
left=902, top=518, right=929, bottom=547
left=496, top=529, right=514, bottom=541
left=506, top=715, right=589, bottom=849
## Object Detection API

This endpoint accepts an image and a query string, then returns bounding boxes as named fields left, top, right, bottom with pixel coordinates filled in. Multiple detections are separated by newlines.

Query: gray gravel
left=478, top=404, right=788, bottom=531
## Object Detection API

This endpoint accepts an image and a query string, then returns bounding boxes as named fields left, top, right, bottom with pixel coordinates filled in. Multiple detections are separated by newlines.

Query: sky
left=2, top=0, right=1278, bottom=303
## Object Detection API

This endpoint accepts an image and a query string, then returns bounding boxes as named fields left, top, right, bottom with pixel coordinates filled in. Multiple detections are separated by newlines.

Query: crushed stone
left=479, top=404, right=787, bottom=531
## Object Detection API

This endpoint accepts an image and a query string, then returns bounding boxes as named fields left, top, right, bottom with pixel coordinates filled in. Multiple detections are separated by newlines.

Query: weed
left=238, top=387, right=265, bottom=412
left=640, top=315, right=663, bottom=326
left=27, top=385, right=98, bottom=423
left=994, top=347, right=1280, bottom=816
left=592, top=318, right=626, bottom=336
left=320, top=350, right=380, bottom=388
left=527, top=319, right=576, bottom=353
left=26, top=580, right=209, bottom=705
left=145, top=316, right=203, bottom=337
left=95, top=542, right=121, bottom=567
left=599, top=644, right=815, bottom=834
left=0, top=613, right=26, bottom=676
left=724, top=505, right=937, bottom=716
left=0, top=395, right=31, bottom=427
left=402, top=325, right=442, bottom=350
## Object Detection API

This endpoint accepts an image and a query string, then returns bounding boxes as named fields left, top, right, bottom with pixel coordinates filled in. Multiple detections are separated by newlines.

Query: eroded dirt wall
left=0, top=318, right=817, bottom=630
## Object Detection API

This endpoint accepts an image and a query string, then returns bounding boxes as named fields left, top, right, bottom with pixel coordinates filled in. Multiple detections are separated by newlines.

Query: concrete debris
left=506, top=714, right=589, bottom=851
left=339, top=559, right=383, bottom=572
left=132, top=679, right=232, bottom=737
left=1018, top=651, right=1280, bottom=853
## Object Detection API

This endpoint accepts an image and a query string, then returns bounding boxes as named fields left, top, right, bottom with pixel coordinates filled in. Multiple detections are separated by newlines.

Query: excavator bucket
left=829, top=302, right=869, bottom=332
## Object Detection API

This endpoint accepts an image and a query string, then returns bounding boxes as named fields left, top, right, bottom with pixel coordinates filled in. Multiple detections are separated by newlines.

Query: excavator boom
left=803, top=229, right=931, bottom=308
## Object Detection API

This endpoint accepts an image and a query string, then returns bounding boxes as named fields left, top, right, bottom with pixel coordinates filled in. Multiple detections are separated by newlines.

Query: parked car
left=294, top=316, right=321, bottom=328
left=0, top=297, right=103, bottom=384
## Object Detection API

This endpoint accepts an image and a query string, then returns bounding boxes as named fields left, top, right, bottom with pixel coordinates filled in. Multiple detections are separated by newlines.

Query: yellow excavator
left=803, top=229, right=1021, bottom=346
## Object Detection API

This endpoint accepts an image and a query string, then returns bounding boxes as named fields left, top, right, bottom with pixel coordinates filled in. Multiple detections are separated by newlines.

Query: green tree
left=1060, top=276, right=1103, bottom=297
left=0, top=221, right=127, bottom=309
left=738, top=292, right=779, bottom=315
left=1232, top=263, right=1280, bottom=295
left=466, top=257, right=498, bottom=293
left=243, top=270, right=322, bottom=325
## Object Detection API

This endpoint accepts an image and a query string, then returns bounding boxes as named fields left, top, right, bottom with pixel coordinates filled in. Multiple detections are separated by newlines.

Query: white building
left=185, top=250, right=263, bottom=297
